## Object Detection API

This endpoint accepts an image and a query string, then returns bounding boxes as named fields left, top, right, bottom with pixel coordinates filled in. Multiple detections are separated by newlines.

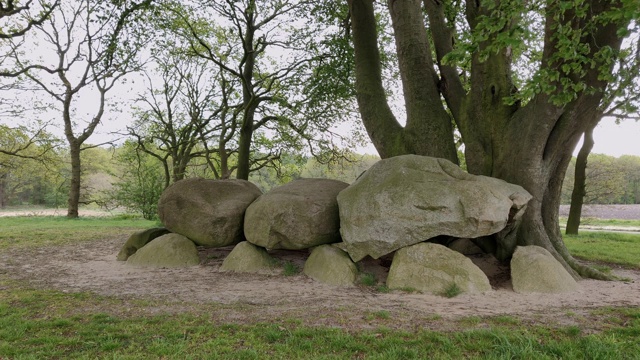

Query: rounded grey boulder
left=244, top=178, right=348, bottom=250
left=387, top=242, right=491, bottom=295
left=511, top=246, right=579, bottom=293
left=337, top=155, right=532, bottom=261
left=220, top=241, right=276, bottom=273
left=303, top=245, right=358, bottom=286
left=127, top=233, right=200, bottom=268
left=117, top=227, right=170, bottom=261
left=158, top=178, right=262, bottom=247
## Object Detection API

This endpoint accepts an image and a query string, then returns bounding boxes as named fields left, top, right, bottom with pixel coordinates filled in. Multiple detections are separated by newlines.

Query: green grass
left=442, top=283, right=463, bottom=298
left=564, top=231, right=640, bottom=269
left=2, top=285, right=639, bottom=359
left=282, top=261, right=301, bottom=276
left=359, top=272, right=377, bottom=286
left=2, top=215, right=640, bottom=357
left=0, top=216, right=157, bottom=250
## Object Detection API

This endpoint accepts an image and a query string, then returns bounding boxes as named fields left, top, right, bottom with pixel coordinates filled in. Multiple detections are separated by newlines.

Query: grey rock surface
left=387, top=242, right=491, bottom=295
left=244, top=178, right=348, bottom=250
left=158, top=178, right=262, bottom=247
left=511, top=246, right=579, bottom=294
left=220, top=241, right=276, bottom=273
left=303, top=245, right=358, bottom=286
left=117, top=227, right=170, bottom=261
left=127, top=233, right=200, bottom=268
left=337, top=155, right=532, bottom=261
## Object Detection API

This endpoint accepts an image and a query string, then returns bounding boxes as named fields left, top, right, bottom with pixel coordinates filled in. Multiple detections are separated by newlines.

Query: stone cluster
left=118, top=155, right=580, bottom=295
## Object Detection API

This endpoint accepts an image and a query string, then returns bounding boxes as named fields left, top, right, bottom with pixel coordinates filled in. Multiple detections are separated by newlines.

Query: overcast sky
left=586, top=118, right=640, bottom=157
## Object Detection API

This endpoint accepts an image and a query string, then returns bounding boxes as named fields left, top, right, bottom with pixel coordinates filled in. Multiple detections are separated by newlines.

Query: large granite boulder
left=117, top=227, right=170, bottom=261
left=220, top=241, right=276, bottom=273
left=158, top=178, right=262, bottom=247
left=244, top=178, right=348, bottom=250
left=511, top=246, right=579, bottom=293
left=387, top=243, right=491, bottom=294
left=127, top=233, right=200, bottom=268
left=303, top=245, right=358, bottom=286
left=337, top=155, right=532, bottom=261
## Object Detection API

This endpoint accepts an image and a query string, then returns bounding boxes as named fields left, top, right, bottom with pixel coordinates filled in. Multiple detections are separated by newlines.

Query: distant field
left=558, top=204, right=640, bottom=220
left=0, top=206, right=124, bottom=217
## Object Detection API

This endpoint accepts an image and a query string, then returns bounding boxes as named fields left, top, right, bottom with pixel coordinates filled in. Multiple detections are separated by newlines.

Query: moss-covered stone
left=220, top=241, right=276, bottom=273
left=158, top=178, right=262, bottom=247
left=387, top=242, right=491, bottom=295
left=244, top=178, right=348, bottom=250
left=127, top=233, right=200, bottom=268
left=117, top=227, right=170, bottom=261
left=511, top=246, right=579, bottom=294
left=337, top=155, right=532, bottom=261
left=303, top=245, right=358, bottom=286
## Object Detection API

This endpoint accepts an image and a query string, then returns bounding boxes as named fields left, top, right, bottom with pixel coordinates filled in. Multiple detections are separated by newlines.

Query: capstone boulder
left=117, top=227, right=170, bottom=261
left=511, top=246, right=579, bottom=293
left=337, top=155, right=532, bottom=261
left=127, top=233, right=200, bottom=268
left=386, top=242, right=491, bottom=295
left=244, top=178, right=348, bottom=250
left=220, top=241, right=276, bottom=273
left=303, top=245, right=358, bottom=286
left=158, top=178, right=262, bottom=247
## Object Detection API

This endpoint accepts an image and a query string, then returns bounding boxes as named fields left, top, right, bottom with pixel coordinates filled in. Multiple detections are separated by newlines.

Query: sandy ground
left=1, top=205, right=639, bottom=329
left=2, top=233, right=639, bottom=329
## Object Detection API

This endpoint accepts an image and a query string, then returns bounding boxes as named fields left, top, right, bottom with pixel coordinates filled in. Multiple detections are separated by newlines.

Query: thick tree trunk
left=67, top=142, right=81, bottom=218
left=566, top=124, right=596, bottom=234
left=388, top=0, right=459, bottom=161
left=348, top=0, right=458, bottom=163
left=489, top=99, right=612, bottom=280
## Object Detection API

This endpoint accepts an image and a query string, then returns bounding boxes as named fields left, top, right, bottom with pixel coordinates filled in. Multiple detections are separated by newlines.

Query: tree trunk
left=235, top=11, right=257, bottom=181
left=67, top=142, right=81, bottom=218
left=349, top=0, right=458, bottom=162
left=0, top=174, right=6, bottom=208
left=236, top=106, right=255, bottom=180
left=566, top=124, right=596, bottom=235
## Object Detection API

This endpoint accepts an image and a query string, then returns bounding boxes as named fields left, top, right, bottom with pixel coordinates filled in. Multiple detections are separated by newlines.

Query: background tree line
left=0, top=124, right=379, bottom=219
left=561, top=153, right=640, bottom=206
left=1, top=0, right=364, bottom=218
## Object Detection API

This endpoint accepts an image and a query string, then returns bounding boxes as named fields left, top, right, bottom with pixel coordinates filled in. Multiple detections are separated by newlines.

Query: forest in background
left=2, top=124, right=639, bottom=220
left=0, top=128, right=379, bottom=219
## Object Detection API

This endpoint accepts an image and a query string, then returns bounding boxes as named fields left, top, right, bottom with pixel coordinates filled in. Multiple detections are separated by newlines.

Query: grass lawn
left=1, top=283, right=639, bottom=359
left=1, top=216, right=640, bottom=358
left=564, top=231, right=640, bottom=269
left=0, top=215, right=157, bottom=250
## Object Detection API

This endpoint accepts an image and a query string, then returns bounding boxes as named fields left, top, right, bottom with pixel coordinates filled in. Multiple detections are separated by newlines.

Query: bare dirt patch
left=2, top=234, right=639, bottom=330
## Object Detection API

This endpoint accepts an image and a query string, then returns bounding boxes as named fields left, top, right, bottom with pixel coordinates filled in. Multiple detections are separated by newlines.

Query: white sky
left=586, top=118, right=640, bottom=157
